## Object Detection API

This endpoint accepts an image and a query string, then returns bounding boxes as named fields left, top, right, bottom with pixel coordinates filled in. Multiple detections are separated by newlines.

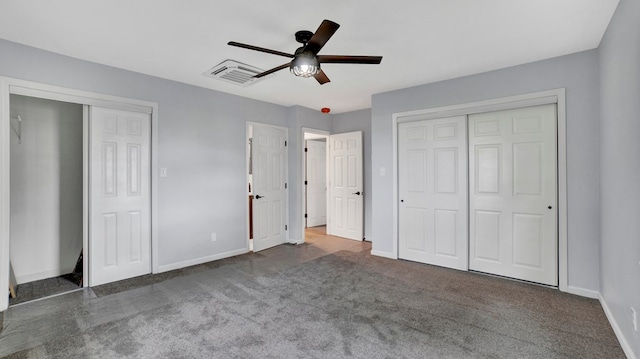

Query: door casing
left=0, top=77, right=159, bottom=311
left=391, top=88, right=569, bottom=293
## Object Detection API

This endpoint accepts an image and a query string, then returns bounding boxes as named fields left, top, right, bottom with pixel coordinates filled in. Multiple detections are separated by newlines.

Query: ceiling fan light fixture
left=290, top=54, right=320, bottom=78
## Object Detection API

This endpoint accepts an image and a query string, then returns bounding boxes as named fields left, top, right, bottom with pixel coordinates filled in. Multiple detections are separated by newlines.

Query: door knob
left=548, top=206, right=552, bottom=209
left=255, top=195, right=264, bottom=199
left=352, top=191, right=361, bottom=195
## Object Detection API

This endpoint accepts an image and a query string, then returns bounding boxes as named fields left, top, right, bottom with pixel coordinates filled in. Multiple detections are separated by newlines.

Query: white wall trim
left=299, top=127, right=329, bottom=243
left=82, top=105, right=89, bottom=287
left=0, top=76, right=160, bottom=311
left=9, top=83, right=153, bottom=114
left=391, top=88, right=570, bottom=293
left=0, top=79, right=10, bottom=312
left=566, top=286, right=599, bottom=299
left=157, top=248, right=249, bottom=273
left=288, top=238, right=305, bottom=245
left=556, top=90, right=568, bottom=292
left=371, top=250, right=397, bottom=260
left=600, top=294, right=638, bottom=359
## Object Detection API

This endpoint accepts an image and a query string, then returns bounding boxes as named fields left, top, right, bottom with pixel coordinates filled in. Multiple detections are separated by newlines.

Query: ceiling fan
left=228, top=19, right=382, bottom=85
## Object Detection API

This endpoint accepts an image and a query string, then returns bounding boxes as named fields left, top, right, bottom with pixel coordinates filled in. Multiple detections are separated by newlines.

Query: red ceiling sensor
left=321, top=107, right=331, bottom=113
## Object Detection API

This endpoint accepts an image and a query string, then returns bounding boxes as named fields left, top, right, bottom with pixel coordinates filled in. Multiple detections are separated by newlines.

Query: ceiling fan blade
left=304, top=20, right=340, bottom=54
left=228, top=41, right=294, bottom=58
left=254, top=63, right=291, bottom=78
left=317, top=55, right=383, bottom=64
left=314, top=70, right=330, bottom=85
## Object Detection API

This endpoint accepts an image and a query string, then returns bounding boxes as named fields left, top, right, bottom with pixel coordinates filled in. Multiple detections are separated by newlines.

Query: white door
left=469, top=104, right=557, bottom=286
left=90, top=107, right=151, bottom=286
left=252, top=124, right=287, bottom=252
left=398, top=116, right=468, bottom=270
left=306, top=139, right=326, bottom=227
left=328, top=131, right=363, bottom=240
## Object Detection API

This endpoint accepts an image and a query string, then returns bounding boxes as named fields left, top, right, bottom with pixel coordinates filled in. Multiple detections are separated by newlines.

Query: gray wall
left=0, top=39, right=327, bottom=271
left=598, top=0, right=640, bottom=355
left=371, top=50, right=601, bottom=293
left=332, top=109, right=372, bottom=240
left=10, top=95, right=83, bottom=283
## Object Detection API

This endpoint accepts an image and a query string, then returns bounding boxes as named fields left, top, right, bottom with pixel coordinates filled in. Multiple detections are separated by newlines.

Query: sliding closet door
left=90, top=106, right=151, bottom=286
left=468, top=104, right=557, bottom=286
left=398, top=116, right=468, bottom=270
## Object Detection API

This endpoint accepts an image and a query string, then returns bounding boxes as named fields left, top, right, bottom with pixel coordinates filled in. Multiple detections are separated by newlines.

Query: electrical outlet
left=632, top=307, right=638, bottom=331
left=211, top=233, right=217, bottom=242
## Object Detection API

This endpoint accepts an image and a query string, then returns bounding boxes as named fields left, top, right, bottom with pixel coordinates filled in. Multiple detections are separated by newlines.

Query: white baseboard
left=16, top=266, right=74, bottom=285
left=600, top=294, right=638, bottom=359
left=371, top=250, right=396, bottom=260
left=566, top=285, right=600, bottom=299
left=157, top=248, right=248, bottom=273
left=288, top=238, right=305, bottom=245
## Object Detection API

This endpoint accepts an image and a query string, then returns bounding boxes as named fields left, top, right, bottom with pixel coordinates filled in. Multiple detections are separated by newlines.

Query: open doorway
left=9, top=95, right=84, bottom=305
left=303, top=130, right=329, bottom=239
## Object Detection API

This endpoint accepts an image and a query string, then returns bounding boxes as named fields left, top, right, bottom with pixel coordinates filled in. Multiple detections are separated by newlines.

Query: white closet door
left=306, top=140, right=326, bottom=227
left=90, top=107, right=151, bottom=286
left=252, top=124, right=287, bottom=252
left=469, top=104, right=557, bottom=286
left=328, top=131, right=363, bottom=240
left=398, top=116, right=468, bottom=270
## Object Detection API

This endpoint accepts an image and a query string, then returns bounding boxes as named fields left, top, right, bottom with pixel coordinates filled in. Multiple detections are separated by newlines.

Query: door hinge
left=304, top=180, right=308, bottom=185
left=284, top=140, right=287, bottom=147
left=304, top=148, right=308, bottom=152
left=284, top=183, right=287, bottom=189
left=285, top=225, right=288, bottom=231
left=304, top=214, right=308, bottom=218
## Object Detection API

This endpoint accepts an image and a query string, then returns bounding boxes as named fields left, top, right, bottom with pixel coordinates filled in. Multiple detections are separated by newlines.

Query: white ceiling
left=0, top=0, right=619, bottom=114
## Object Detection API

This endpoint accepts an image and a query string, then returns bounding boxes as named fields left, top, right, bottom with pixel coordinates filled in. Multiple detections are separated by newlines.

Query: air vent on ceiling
left=202, top=60, right=266, bottom=86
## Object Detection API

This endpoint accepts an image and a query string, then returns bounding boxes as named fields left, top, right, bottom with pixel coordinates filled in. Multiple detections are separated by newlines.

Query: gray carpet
left=0, top=249, right=624, bottom=358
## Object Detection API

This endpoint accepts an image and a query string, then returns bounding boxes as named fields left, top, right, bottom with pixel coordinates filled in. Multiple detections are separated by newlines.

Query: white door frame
left=392, top=88, right=568, bottom=293
left=246, top=122, right=290, bottom=249
left=0, top=77, right=159, bottom=311
left=299, top=127, right=330, bottom=243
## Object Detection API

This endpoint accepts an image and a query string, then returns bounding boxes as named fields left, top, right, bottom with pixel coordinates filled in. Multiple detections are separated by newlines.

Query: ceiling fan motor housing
left=295, top=30, right=314, bottom=44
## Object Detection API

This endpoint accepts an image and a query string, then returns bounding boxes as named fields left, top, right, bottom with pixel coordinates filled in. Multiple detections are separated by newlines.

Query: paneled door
left=469, top=104, right=557, bottom=286
left=252, top=124, right=287, bottom=252
left=328, top=131, right=363, bottom=240
left=398, top=116, right=468, bottom=270
left=306, top=139, right=327, bottom=227
left=90, top=107, right=151, bottom=286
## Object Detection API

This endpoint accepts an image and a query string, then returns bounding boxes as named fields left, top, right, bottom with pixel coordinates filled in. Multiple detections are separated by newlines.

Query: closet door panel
left=398, top=116, right=468, bottom=270
left=468, top=104, right=557, bottom=286
left=90, top=106, right=151, bottom=286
